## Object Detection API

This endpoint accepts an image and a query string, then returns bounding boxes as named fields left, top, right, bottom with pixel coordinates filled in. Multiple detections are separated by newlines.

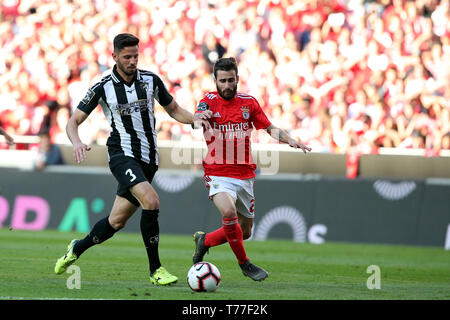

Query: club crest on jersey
left=139, top=81, right=149, bottom=92
left=241, top=106, right=250, bottom=119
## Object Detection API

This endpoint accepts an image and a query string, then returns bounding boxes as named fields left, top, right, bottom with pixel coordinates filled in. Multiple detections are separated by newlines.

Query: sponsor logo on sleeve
left=197, top=102, right=210, bottom=111
left=81, top=88, right=96, bottom=105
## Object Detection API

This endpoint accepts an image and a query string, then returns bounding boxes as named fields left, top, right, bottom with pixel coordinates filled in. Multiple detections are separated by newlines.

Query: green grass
left=0, top=229, right=449, bottom=300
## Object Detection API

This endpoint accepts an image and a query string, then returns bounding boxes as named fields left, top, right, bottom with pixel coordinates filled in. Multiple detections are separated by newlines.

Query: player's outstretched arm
left=264, top=124, right=312, bottom=154
left=163, top=99, right=212, bottom=129
left=66, top=109, right=91, bottom=164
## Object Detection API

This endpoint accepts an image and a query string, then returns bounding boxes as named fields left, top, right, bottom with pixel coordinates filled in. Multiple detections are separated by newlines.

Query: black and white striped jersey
left=77, top=65, right=173, bottom=165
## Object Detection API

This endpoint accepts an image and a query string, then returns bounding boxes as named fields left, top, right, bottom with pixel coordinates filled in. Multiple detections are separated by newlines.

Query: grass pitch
left=0, top=229, right=449, bottom=300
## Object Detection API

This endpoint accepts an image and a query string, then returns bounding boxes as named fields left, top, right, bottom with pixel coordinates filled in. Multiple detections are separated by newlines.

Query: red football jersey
left=195, top=92, right=272, bottom=179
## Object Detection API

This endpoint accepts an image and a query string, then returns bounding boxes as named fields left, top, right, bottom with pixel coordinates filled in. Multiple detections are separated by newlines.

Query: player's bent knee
left=141, top=197, right=160, bottom=210
left=222, top=209, right=237, bottom=220
left=109, top=219, right=126, bottom=230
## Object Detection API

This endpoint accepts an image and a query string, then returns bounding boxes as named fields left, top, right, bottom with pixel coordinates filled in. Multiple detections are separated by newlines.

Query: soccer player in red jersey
left=192, top=57, right=311, bottom=281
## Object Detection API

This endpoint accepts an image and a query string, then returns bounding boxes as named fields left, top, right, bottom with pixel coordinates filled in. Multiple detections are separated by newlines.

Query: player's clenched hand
left=288, top=139, right=312, bottom=154
left=193, top=110, right=212, bottom=130
left=73, top=142, right=91, bottom=164
left=197, top=110, right=213, bottom=120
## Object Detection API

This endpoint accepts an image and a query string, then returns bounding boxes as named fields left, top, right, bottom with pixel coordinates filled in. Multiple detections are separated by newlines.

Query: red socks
left=204, top=227, right=227, bottom=247
left=205, top=217, right=248, bottom=264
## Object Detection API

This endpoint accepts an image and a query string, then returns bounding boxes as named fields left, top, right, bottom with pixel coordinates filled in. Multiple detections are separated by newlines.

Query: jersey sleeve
left=77, top=83, right=102, bottom=115
left=251, top=99, right=271, bottom=129
left=153, top=75, right=173, bottom=107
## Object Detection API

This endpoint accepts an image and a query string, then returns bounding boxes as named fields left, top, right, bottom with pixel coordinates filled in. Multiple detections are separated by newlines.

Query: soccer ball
left=187, top=262, right=221, bottom=292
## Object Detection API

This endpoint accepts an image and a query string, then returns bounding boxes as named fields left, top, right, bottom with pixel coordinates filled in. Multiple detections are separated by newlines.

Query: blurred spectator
left=0, top=0, right=449, bottom=157
left=33, top=130, right=65, bottom=171
left=157, top=121, right=174, bottom=141
left=202, top=32, right=226, bottom=72
left=0, top=125, right=14, bottom=146
left=441, top=132, right=450, bottom=150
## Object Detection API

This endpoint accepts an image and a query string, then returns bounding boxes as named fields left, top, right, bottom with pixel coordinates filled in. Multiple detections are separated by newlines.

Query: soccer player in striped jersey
left=192, top=57, right=311, bottom=281
left=54, top=33, right=211, bottom=285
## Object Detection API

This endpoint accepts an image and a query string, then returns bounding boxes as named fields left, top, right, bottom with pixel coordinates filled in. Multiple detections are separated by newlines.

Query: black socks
left=71, top=210, right=162, bottom=276
left=73, top=216, right=118, bottom=257
left=140, top=209, right=161, bottom=274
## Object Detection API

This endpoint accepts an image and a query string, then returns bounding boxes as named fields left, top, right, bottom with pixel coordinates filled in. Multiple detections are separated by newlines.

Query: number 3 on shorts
left=125, top=168, right=136, bottom=182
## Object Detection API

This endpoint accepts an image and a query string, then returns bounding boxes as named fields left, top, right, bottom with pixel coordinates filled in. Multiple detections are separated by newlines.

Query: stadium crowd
left=0, top=0, right=449, bottom=156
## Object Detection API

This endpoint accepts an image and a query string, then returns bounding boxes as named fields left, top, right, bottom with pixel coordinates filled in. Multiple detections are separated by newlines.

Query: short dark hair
left=213, top=57, right=238, bottom=78
left=113, top=33, right=139, bottom=53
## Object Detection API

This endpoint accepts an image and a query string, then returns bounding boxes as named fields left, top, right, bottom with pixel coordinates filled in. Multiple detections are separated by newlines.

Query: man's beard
left=117, top=61, right=136, bottom=76
left=217, top=85, right=237, bottom=100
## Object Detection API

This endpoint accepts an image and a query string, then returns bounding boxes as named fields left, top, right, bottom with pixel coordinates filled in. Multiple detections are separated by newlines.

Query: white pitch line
left=0, top=296, right=127, bottom=300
